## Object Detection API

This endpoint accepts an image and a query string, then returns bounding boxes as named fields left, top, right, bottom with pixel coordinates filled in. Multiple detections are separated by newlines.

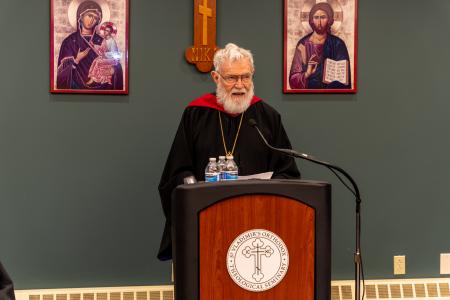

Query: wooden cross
left=185, top=0, right=218, bottom=72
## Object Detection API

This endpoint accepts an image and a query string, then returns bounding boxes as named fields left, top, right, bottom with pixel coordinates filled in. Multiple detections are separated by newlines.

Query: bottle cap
left=209, top=157, right=216, bottom=162
left=226, top=155, right=234, bottom=160
left=219, top=156, right=225, bottom=160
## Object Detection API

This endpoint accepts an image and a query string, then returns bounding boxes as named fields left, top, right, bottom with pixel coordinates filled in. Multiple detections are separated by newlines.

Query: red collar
left=187, top=93, right=262, bottom=116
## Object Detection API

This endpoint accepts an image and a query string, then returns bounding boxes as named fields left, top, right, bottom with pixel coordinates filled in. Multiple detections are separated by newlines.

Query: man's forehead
left=220, top=58, right=252, bottom=73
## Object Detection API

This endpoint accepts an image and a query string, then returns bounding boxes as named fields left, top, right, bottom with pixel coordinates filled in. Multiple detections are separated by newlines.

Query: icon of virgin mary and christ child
left=56, top=1, right=123, bottom=90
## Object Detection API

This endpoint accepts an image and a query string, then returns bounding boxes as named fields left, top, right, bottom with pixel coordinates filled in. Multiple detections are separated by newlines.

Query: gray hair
left=213, top=43, right=254, bottom=72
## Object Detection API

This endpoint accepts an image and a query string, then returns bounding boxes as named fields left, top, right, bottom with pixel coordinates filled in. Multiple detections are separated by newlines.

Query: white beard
left=216, top=84, right=254, bottom=114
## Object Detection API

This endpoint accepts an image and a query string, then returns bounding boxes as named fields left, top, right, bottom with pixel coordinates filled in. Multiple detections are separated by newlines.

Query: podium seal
left=226, top=229, right=289, bottom=292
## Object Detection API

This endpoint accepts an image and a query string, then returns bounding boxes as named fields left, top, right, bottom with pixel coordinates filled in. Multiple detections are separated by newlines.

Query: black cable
left=326, top=166, right=358, bottom=199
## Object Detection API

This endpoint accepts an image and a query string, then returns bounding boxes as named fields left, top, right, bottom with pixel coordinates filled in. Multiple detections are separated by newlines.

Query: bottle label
left=205, top=174, right=219, bottom=182
left=224, top=172, right=238, bottom=181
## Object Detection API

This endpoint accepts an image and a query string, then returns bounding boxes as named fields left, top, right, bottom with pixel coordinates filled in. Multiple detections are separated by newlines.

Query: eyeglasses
left=217, top=72, right=253, bottom=84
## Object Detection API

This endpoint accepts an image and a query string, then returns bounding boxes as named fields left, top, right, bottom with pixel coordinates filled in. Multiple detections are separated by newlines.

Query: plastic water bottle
left=217, top=156, right=226, bottom=181
left=205, top=157, right=219, bottom=182
left=223, top=155, right=238, bottom=180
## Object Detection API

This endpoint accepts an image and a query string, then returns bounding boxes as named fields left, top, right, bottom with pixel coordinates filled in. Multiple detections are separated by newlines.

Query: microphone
left=248, top=119, right=319, bottom=163
left=248, top=118, right=359, bottom=199
left=248, top=118, right=363, bottom=300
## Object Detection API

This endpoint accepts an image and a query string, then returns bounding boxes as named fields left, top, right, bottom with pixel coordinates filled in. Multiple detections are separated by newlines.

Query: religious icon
left=284, top=0, right=357, bottom=93
left=50, top=0, right=129, bottom=94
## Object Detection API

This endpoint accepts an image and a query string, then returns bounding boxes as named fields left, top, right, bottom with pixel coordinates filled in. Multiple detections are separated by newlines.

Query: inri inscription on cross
left=242, top=238, right=274, bottom=282
left=185, top=0, right=218, bottom=72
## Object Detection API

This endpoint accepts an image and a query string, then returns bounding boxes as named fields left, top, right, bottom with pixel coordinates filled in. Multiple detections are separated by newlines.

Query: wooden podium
left=172, top=179, right=331, bottom=300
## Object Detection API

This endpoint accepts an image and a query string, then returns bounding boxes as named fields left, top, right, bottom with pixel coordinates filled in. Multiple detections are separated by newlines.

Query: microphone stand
left=251, top=123, right=362, bottom=300
left=291, top=151, right=362, bottom=300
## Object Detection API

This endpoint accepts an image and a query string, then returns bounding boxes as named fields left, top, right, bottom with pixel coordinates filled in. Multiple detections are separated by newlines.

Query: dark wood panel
left=200, top=194, right=315, bottom=300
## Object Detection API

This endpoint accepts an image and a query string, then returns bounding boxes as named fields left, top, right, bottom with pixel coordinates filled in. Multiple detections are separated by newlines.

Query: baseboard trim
left=15, top=286, right=174, bottom=300
left=332, top=278, right=450, bottom=300
left=15, top=278, right=450, bottom=300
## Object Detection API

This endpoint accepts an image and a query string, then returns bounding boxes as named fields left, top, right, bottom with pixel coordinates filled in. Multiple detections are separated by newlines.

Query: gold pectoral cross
left=185, top=0, right=218, bottom=72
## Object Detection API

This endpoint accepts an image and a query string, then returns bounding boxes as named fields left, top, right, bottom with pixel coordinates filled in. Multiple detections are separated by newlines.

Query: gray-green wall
left=1, top=0, right=450, bottom=289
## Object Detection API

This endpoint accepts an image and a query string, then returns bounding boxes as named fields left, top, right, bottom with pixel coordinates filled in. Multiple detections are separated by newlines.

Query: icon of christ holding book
left=289, top=2, right=351, bottom=89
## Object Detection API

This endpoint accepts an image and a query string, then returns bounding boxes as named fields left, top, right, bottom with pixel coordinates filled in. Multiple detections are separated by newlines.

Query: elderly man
left=157, top=43, right=300, bottom=260
left=289, top=2, right=351, bottom=89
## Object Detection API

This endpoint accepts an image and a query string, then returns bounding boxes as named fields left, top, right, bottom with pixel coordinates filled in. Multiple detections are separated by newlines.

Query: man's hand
left=75, top=47, right=91, bottom=64
left=305, top=54, right=319, bottom=78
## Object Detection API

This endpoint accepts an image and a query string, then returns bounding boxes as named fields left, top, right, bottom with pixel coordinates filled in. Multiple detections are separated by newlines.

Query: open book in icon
left=323, top=58, right=349, bottom=85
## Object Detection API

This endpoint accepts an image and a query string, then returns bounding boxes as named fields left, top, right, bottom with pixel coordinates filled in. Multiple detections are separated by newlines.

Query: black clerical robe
left=157, top=93, right=300, bottom=260
left=0, top=261, right=15, bottom=300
